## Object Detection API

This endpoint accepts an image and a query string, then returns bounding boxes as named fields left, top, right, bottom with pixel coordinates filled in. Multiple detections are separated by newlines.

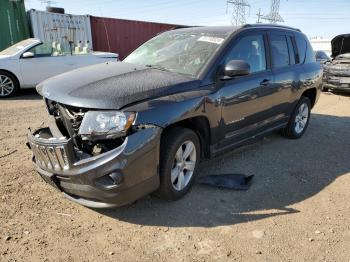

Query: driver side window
left=27, top=42, right=67, bottom=57
left=27, top=43, right=52, bottom=57
left=225, top=34, right=267, bottom=73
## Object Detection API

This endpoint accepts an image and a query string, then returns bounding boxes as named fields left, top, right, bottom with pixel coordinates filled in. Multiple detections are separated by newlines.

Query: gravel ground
left=0, top=90, right=349, bottom=261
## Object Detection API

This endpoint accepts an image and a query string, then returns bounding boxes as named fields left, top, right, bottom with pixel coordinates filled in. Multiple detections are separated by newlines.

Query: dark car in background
left=323, top=34, right=350, bottom=92
left=27, top=24, right=322, bottom=208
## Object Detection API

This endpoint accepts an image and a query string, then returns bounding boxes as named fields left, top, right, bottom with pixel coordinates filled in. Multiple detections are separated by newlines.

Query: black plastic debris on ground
left=198, top=174, right=254, bottom=190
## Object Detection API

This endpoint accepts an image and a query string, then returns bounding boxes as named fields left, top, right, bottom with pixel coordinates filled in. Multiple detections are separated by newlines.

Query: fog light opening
left=109, top=172, right=124, bottom=185
left=95, top=172, right=124, bottom=189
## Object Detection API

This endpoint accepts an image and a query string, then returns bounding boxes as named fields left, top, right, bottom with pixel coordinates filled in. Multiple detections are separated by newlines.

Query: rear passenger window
left=295, top=34, right=315, bottom=64
left=305, top=40, right=316, bottom=63
left=270, top=35, right=289, bottom=68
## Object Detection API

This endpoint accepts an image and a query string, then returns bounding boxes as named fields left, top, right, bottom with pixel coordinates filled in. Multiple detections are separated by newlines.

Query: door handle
left=260, top=79, right=271, bottom=86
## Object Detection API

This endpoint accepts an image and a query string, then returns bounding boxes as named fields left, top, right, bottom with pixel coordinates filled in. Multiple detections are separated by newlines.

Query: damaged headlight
left=78, top=111, right=136, bottom=140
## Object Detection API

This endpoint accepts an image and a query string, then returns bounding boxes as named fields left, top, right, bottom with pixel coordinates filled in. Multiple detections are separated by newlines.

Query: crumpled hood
left=331, top=34, right=350, bottom=58
left=37, top=61, right=199, bottom=109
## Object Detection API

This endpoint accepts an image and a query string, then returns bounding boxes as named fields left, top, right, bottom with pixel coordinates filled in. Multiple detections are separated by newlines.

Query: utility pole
left=40, top=0, right=57, bottom=8
left=256, top=8, right=263, bottom=23
left=262, top=0, right=284, bottom=24
left=226, top=0, right=250, bottom=26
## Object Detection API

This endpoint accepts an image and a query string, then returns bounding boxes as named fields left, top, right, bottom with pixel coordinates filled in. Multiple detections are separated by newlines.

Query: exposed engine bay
left=45, top=99, right=125, bottom=156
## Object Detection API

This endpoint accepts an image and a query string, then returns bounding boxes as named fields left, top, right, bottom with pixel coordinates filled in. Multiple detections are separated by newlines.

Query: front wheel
left=158, top=127, right=200, bottom=201
left=0, top=71, right=18, bottom=98
left=282, top=96, right=311, bottom=139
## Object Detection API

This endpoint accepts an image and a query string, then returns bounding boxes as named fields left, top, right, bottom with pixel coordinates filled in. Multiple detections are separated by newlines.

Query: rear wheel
left=282, top=96, right=311, bottom=139
left=158, top=127, right=200, bottom=201
left=0, top=71, right=18, bottom=98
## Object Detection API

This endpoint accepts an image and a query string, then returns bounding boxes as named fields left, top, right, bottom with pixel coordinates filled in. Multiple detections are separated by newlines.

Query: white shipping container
left=28, top=9, right=93, bottom=52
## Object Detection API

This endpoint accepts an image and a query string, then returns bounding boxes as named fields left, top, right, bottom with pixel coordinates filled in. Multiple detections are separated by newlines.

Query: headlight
left=78, top=111, right=136, bottom=140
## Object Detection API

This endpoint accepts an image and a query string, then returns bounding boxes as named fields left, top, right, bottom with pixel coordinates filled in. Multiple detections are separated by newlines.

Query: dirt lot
left=0, top=90, right=349, bottom=261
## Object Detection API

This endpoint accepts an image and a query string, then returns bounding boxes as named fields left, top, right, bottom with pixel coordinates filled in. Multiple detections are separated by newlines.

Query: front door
left=218, top=32, right=274, bottom=146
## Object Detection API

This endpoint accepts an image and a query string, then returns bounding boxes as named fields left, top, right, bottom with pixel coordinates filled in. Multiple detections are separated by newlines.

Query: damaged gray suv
left=27, top=25, right=322, bottom=208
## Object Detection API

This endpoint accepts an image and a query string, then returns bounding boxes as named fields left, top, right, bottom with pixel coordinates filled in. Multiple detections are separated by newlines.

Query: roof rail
left=243, top=24, right=301, bottom=32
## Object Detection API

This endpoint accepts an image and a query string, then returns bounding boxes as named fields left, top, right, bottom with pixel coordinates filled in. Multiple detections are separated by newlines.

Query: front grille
left=31, top=144, right=70, bottom=171
left=28, top=128, right=75, bottom=172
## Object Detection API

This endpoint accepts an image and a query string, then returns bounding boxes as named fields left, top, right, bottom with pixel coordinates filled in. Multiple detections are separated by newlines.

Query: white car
left=0, top=38, right=118, bottom=97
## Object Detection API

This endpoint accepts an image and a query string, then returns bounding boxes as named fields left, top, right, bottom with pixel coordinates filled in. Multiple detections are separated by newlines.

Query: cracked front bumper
left=323, top=75, right=350, bottom=91
left=27, top=127, right=161, bottom=208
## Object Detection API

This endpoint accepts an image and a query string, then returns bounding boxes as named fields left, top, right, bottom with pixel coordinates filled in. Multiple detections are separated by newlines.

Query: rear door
left=262, top=31, right=302, bottom=120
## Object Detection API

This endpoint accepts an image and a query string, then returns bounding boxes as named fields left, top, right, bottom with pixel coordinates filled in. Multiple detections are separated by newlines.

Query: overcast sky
left=25, top=0, right=350, bottom=39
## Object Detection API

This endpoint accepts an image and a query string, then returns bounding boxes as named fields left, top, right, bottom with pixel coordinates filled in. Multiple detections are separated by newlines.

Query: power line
left=226, top=0, right=250, bottom=26
left=262, top=0, right=284, bottom=24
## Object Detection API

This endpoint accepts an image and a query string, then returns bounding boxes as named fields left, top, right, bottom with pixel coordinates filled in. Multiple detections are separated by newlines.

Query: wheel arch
left=0, top=69, right=20, bottom=88
left=161, top=116, right=211, bottom=160
left=301, top=87, right=317, bottom=108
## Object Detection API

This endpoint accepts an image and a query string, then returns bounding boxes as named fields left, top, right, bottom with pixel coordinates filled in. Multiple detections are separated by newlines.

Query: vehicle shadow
left=5, top=89, right=41, bottom=100
left=333, top=92, right=350, bottom=97
left=97, top=113, right=350, bottom=227
left=324, top=90, right=350, bottom=97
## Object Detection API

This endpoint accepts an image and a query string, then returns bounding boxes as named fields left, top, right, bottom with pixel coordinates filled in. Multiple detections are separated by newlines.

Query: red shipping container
left=90, top=16, right=184, bottom=60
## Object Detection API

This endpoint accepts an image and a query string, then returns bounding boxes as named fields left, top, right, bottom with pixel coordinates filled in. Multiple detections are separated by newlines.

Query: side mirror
left=222, top=60, right=250, bottom=79
left=22, top=52, right=34, bottom=58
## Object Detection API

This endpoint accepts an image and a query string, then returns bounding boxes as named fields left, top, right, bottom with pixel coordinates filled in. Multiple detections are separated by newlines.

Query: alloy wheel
left=294, top=102, right=309, bottom=134
left=171, top=140, right=197, bottom=191
left=0, top=75, right=15, bottom=97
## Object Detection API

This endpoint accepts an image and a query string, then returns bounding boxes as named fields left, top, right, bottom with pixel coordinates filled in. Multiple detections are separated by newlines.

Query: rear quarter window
left=305, top=40, right=316, bottom=63
left=295, top=33, right=315, bottom=64
left=295, top=35, right=306, bottom=63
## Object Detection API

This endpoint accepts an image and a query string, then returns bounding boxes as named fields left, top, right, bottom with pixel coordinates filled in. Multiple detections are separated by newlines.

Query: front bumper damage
left=323, top=63, right=350, bottom=92
left=27, top=126, right=161, bottom=208
left=323, top=75, right=350, bottom=91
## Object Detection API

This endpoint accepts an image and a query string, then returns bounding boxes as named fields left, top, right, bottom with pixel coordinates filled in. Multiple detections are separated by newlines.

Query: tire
left=158, top=127, right=200, bottom=201
left=0, top=71, right=19, bottom=98
left=282, top=96, right=311, bottom=139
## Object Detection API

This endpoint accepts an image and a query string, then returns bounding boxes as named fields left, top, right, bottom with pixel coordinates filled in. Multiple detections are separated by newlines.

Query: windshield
left=0, top=39, right=37, bottom=56
left=124, top=30, right=230, bottom=76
